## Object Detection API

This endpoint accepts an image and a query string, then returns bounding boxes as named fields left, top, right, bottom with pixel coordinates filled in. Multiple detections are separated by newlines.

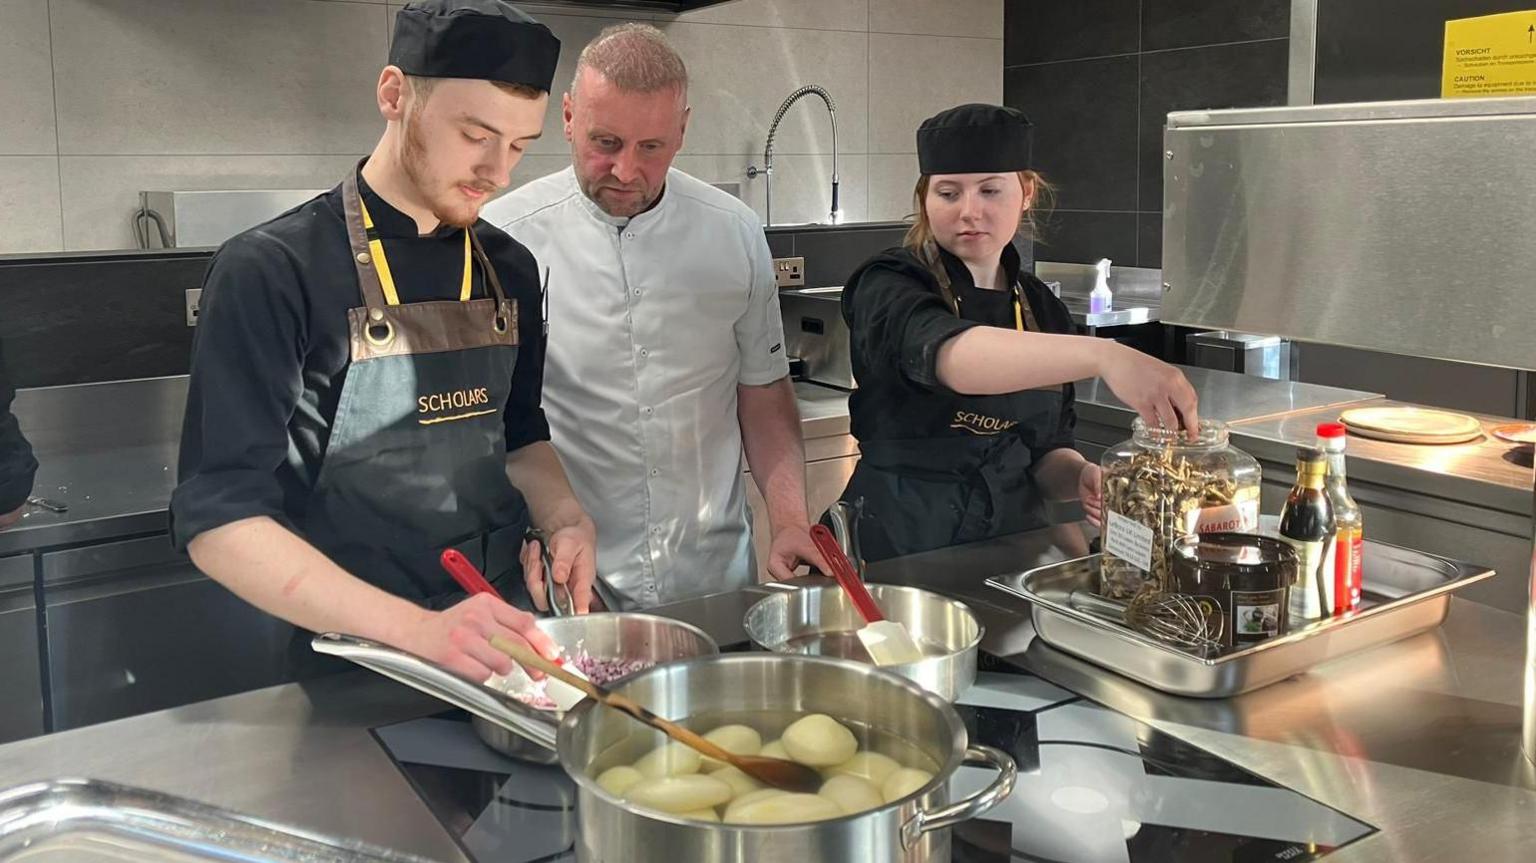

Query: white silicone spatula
left=808, top=524, right=925, bottom=666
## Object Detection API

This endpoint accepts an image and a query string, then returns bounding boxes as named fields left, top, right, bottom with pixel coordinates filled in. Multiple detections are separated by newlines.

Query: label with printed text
left=1104, top=510, right=1154, bottom=573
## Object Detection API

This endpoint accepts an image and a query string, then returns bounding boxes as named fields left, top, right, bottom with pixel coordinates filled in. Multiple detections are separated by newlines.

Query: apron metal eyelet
left=365, top=320, right=395, bottom=346
left=493, top=315, right=509, bottom=334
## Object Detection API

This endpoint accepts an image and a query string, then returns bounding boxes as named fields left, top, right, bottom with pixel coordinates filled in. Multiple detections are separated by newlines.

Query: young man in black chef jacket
left=171, top=0, right=595, bottom=683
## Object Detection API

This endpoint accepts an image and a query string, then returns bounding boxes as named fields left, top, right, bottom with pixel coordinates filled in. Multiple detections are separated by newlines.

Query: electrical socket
left=185, top=288, right=202, bottom=327
left=773, top=256, right=805, bottom=288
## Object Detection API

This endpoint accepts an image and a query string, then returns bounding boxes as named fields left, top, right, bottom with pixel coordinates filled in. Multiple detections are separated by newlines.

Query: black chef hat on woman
left=390, top=0, right=561, bottom=92
left=916, top=103, right=1033, bottom=175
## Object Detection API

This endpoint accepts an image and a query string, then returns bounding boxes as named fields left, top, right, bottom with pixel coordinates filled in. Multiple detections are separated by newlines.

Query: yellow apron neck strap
left=358, top=198, right=473, bottom=306
left=1012, top=283, right=1039, bottom=333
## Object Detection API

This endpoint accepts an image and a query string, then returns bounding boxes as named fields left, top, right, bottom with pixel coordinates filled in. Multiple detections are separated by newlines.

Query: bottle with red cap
left=1316, top=422, right=1363, bottom=614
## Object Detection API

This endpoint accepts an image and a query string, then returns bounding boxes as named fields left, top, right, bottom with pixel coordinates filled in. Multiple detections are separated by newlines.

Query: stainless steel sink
left=0, top=779, right=437, bottom=862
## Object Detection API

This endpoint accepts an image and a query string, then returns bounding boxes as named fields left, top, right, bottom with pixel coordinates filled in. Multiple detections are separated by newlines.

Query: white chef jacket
left=485, top=167, right=790, bottom=608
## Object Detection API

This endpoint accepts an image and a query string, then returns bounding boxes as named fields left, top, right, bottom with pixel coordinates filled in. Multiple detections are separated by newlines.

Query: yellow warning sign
left=1443, top=10, right=1536, bottom=98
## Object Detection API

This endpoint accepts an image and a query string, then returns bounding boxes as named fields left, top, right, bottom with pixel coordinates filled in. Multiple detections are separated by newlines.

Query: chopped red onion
left=514, top=651, right=653, bottom=711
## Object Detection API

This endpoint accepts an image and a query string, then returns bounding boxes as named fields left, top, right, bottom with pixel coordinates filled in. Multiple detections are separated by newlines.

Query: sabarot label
left=1182, top=499, right=1260, bottom=535
left=1104, top=510, right=1154, bottom=573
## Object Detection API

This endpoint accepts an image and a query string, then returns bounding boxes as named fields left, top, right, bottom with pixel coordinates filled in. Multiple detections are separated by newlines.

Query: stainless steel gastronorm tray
left=986, top=542, right=1494, bottom=698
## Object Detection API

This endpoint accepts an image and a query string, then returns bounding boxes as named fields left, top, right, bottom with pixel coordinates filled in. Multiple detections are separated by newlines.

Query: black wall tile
left=1007, top=56, right=1140, bottom=212
left=1, top=252, right=210, bottom=389
left=1005, top=0, right=1139, bottom=66
left=791, top=224, right=908, bottom=288
left=1315, top=0, right=1526, bottom=103
left=1138, top=39, right=1288, bottom=211
left=1035, top=210, right=1137, bottom=266
left=1141, top=0, right=1290, bottom=52
left=1136, top=212, right=1162, bottom=268
left=765, top=232, right=794, bottom=258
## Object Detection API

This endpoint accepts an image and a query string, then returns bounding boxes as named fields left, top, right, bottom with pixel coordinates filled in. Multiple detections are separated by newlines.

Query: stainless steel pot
left=477, top=613, right=717, bottom=763
left=742, top=584, right=982, bottom=702
left=316, top=638, right=1016, bottom=863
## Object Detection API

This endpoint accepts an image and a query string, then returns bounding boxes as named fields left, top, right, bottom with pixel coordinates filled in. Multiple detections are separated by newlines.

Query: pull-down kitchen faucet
left=748, top=85, right=840, bottom=227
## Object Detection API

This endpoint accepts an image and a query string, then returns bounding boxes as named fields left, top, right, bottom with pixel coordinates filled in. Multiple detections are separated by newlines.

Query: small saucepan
left=743, top=584, right=982, bottom=702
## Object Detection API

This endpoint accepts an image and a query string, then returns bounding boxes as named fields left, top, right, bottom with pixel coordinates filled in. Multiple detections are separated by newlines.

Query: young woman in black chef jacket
left=830, top=103, right=1199, bottom=563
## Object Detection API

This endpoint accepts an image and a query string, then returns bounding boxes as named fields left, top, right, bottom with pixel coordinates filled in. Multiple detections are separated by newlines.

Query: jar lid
left=1316, top=422, right=1347, bottom=439
left=1173, top=532, right=1297, bottom=571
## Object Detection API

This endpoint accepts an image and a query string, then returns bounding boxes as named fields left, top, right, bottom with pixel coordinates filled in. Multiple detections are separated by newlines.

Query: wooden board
left=1339, top=406, right=1483, bottom=445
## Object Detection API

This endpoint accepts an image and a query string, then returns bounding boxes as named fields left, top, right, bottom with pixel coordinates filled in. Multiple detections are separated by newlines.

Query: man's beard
left=402, top=115, right=489, bottom=229
left=577, top=168, right=658, bottom=218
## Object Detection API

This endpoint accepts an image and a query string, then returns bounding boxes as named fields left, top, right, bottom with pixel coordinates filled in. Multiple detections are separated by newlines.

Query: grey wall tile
left=52, top=0, right=386, bottom=156
left=516, top=13, right=635, bottom=156
left=867, top=153, right=918, bottom=221
left=502, top=154, right=576, bottom=193
left=869, top=33, right=1002, bottom=154
left=870, top=0, right=1002, bottom=39
left=0, top=0, right=57, bottom=155
left=0, top=157, right=63, bottom=254
left=58, top=154, right=365, bottom=251
left=674, top=152, right=868, bottom=226
left=518, top=2, right=658, bottom=21
left=659, top=21, right=868, bottom=156
left=665, top=0, right=868, bottom=31
left=1141, top=0, right=1290, bottom=52
left=1006, top=55, right=1139, bottom=212
left=6, top=0, right=981, bottom=253
left=1004, top=0, right=1138, bottom=65
left=387, top=3, right=404, bottom=47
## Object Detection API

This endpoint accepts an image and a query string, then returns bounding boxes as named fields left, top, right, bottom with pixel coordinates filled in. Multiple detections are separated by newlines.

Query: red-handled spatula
left=438, top=548, right=589, bottom=710
left=808, top=524, right=925, bottom=666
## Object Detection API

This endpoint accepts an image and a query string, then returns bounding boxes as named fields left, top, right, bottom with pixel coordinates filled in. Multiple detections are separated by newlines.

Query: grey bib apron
left=289, top=171, right=533, bottom=676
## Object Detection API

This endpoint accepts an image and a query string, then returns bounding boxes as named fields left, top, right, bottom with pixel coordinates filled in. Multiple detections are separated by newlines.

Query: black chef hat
left=916, top=104, right=1033, bottom=175
left=390, top=0, right=560, bottom=92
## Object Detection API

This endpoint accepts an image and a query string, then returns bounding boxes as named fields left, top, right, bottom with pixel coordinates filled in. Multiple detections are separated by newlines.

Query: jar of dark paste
left=1170, top=533, right=1297, bottom=648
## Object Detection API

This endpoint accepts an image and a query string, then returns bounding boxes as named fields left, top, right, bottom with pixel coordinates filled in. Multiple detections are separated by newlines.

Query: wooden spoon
left=490, top=636, right=823, bottom=794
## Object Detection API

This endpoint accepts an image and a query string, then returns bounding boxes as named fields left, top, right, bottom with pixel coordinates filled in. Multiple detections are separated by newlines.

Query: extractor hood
left=524, top=1, right=739, bottom=11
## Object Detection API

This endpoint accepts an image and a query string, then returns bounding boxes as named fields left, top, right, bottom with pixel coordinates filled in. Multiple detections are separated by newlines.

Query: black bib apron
left=837, top=280, right=1064, bottom=563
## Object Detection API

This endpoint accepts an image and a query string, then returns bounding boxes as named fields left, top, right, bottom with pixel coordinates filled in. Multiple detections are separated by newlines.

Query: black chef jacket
left=842, top=241, right=1077, bottom=449
left=170, top=174, right=550, bottom=550
left=833, top=241, right=1080, bottom=561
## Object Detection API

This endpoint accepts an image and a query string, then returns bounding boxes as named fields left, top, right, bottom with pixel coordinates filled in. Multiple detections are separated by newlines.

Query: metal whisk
left=1069, top=590, right=1225, bottom=654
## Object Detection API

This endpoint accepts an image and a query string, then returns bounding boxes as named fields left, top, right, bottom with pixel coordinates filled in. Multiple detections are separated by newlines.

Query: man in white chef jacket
left=484, top=23, right=824, bottom=608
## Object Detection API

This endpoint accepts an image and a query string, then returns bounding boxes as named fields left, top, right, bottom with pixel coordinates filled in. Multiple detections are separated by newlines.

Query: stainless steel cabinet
left=0, top=553, right=44, bottom=743
left=746, top=436, right=859, bottom=579
left=41, top=535, right=294, bottom=731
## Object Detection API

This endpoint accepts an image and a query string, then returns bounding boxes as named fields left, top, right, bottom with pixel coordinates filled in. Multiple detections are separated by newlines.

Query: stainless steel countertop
left=793, top=379, right=851, bottom=439
left=1074, top=364, right=1380, bottom=427
left=0, top=376, right=187, bottom=556
left=1230, top=398, right=1534, bottom=513
left=0, top=672, right=467, bottom=861
left=869, top=528, right=1536, bottom=863
left=0, top=526, right=1529, bottom=861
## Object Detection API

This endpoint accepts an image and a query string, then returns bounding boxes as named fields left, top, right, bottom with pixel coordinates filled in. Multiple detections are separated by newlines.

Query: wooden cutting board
left=1339, top=406, right=1483, bottom=445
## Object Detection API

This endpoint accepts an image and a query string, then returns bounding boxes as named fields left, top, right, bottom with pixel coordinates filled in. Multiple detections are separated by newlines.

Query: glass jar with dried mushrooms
left=1098, top=419, right=1261, bottom=599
